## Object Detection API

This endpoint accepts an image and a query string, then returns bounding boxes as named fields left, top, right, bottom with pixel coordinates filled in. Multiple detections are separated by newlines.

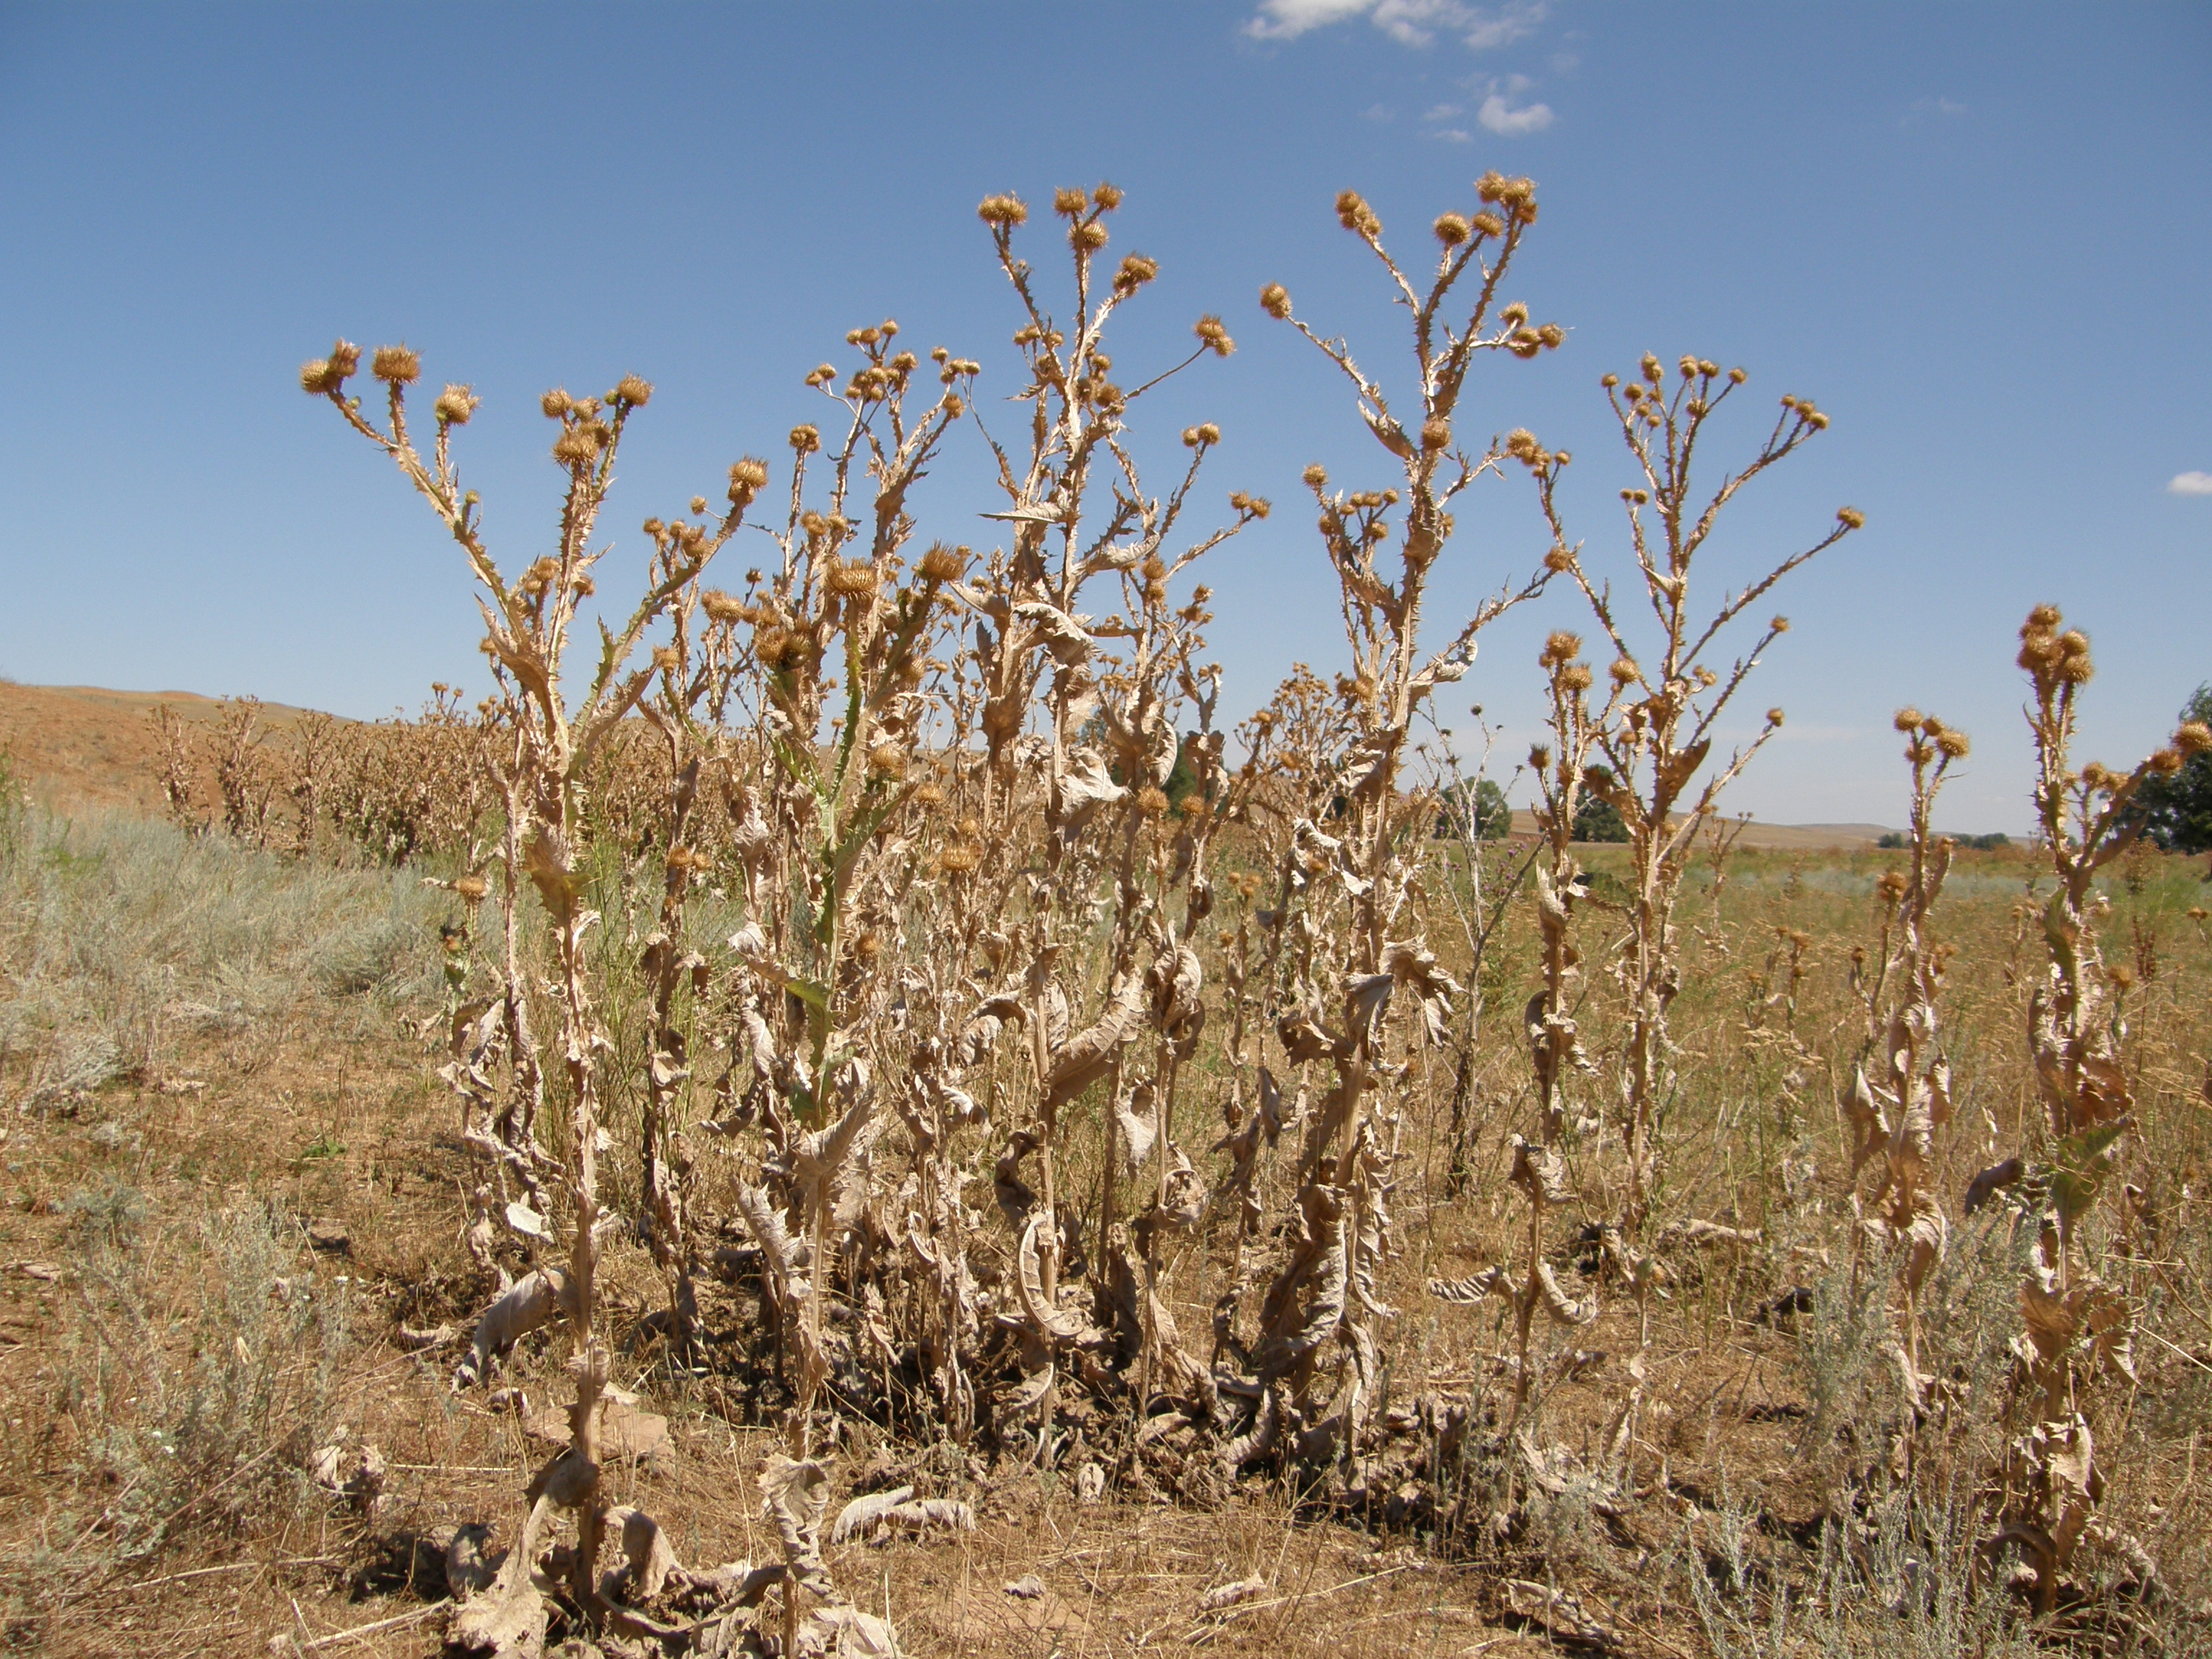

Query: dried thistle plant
left=1845, top=709, right=1968, bottom=1395
left=1537, top=355, right=1862, bottom=1255
left=1231, top=173, right=1557, bottom=1483
left=305, top=341, right=763, bottom=1648
left=1973, top=606, right=2208, bottom=1611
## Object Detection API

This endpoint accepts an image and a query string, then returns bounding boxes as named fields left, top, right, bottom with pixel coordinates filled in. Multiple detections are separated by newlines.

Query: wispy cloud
left=1245, top=0, right=1547, bottom=52
left=1422, top=102, right=1462, bottom=120
left=1433, top=127, right=1473, bottom=143
left=1361, top=102, right=1395, bottom=121
left=1478, top=88, right=1552, bottom=134
left=2170, top=471, right=2212, bottom=496
left=1900, top=95, right=1967, bottom=129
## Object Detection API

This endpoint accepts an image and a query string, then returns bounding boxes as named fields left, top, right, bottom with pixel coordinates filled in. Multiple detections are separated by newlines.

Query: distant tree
left=2135, top=684, right=2212, bottom=854
left=1573, top=796, right=1629, bottom=843
left=1435, top=778, right=1511, bottom=840
left=1876, top=831, right=1906, bottom=849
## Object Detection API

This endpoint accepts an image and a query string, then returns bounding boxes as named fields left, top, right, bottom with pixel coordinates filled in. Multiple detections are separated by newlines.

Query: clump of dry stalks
left=269, top=179, right=2212, bottom=1653
left=1965, top=607, right=2210, bottom=1613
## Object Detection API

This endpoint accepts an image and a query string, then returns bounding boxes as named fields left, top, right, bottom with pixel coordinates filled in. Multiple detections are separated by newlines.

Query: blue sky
left=1, top=1, right=2206, bottom=833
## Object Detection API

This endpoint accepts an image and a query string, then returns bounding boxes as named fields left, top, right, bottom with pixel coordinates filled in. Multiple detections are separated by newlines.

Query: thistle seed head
left=1302, top=464, right=1328, bottom=489
left=1053, top=186, right=1088, bottom=217
left=1894, top=707, right=1924, bottom=732
left=613, top=374, right=653, bottom=407
left=1113, top=253, right=1159, bottom=295
left=1259, top=282, right=1292, bottom=320
left=372, top=345, right=421, bottom=385
left=917, top=541, right=968, bottom=583
left=552, top=426, right=601, bottom=467
left=1434, top=212, right=1471, bottom=246
left=1195, top=315, right=1236, bottom=357
left=1334, top=189, right=1381, bottom=237
left=1421, top=417, right=1452, bottom=451
left=2175, top=721, right=2212, bottom=755
left=977, top=193, right=1029, bottom=227
left=1837, top=506, right=1866, bottom=530
left=728, top=456, right=770, bottom=504
left=1071, top=220, right=1110, bottom=252
left=1092, top=181, right=1124, bottom=210
left=790, top=424, right=822, bottom=454
left=433, top=384, right=479, bottom=425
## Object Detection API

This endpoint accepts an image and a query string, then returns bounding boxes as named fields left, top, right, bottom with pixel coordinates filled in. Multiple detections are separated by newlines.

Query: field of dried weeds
left=3, top=176, right=2208, bottom=1659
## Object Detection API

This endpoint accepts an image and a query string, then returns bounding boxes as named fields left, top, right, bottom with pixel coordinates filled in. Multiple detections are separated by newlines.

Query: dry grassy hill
left=0, top=682, right=323, bottom=814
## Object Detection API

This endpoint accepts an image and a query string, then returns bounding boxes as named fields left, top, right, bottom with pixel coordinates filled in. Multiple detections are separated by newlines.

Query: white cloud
left=2170, top=471, right=2212, bottom=496
left=1245, top=0, right=1547, bottom=50
left=1361, top=102, right=1395, bottom=121
left=1244, top=0, right=1374, bottom=40
left=1462, top=2, right=1547, bottom=50
left=1432, top=127, right=1473, bottom=143
left=1422, top=102, right=1462, bottom=119
left=1478, top=90, right=1552, bottom=134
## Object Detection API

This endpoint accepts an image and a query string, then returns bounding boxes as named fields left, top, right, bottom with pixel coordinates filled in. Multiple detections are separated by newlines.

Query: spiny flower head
left=1433, top=212, right=1471, bottom=247
left=1260, top=282, right=1292, bottom=320
left=976, top=193, right=1028, bottom=227
left=612, top=374, right=652, bottom=407
left=728, top=456, right=770, bottom=504
left=1837, top=506, right=1866, bottom=530
left=1334, top=189, right=1381, bottom=237
left=433, top=384, right=479, bottom=425
left=372, top=345, right=421, bottom=385
left=1112, top=253, right=1159, bottom=295
left=1194, top=315, right=1234, bottom=357
left=917, top=541, right=968, bottom=583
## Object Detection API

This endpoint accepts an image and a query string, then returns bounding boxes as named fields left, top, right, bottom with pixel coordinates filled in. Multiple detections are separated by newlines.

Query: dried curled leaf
left=455, top=1268, right=572, bottom=1390
left=758, top=1454, right=835, bottom=1596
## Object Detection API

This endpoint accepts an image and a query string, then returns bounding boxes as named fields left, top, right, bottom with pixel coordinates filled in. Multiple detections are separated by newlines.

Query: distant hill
left=1503, top=809, right=1896, bottom=851
left=0, top=682, right=323, bottom=812
left=2, top=682, right=1922, bottom=848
